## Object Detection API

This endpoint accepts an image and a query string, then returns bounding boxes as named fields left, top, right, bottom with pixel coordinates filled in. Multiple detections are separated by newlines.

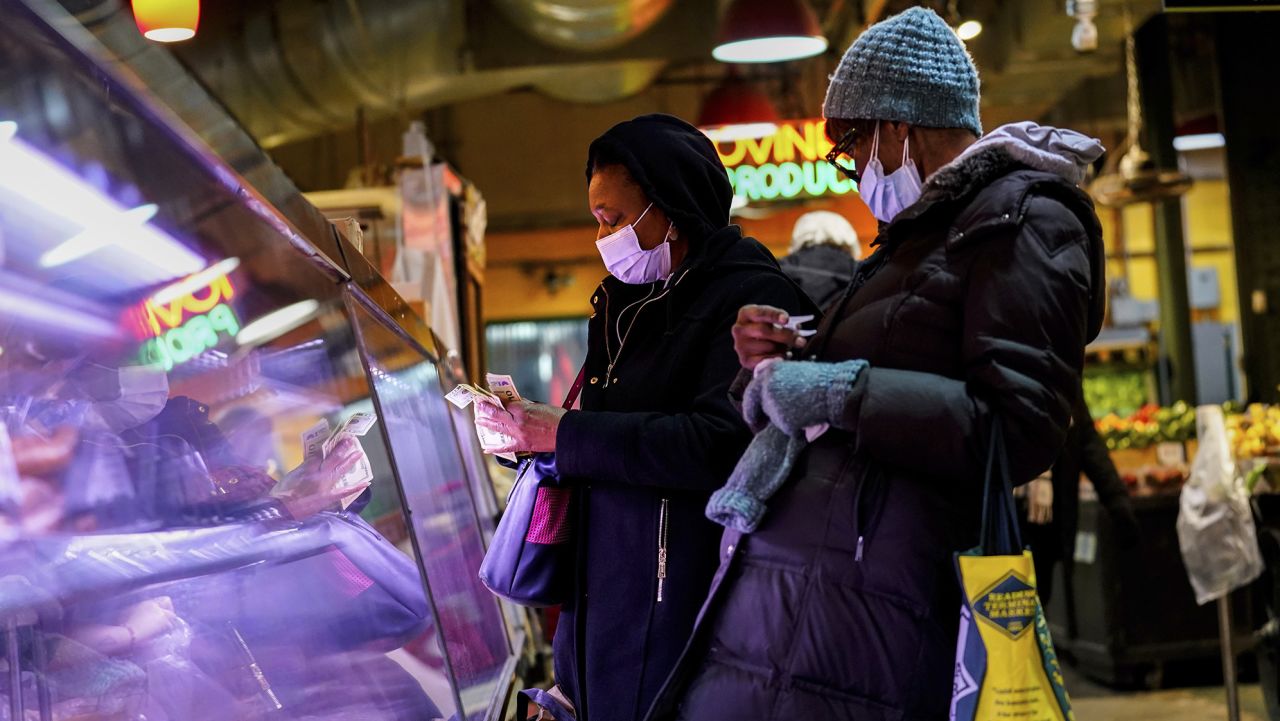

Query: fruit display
left=1096, top=402, right=1195, bottom=451
left=1225, top=404, right=1280, bottom=460
left=1083, top=367, right=1152, bottom=419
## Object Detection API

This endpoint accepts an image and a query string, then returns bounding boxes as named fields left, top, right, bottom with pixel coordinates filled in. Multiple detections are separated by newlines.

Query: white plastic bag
left=1177, top=405, right=1264, bottom=605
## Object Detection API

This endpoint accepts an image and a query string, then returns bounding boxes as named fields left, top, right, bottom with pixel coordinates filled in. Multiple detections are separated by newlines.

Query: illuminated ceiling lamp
left=697, top=75, right=781, bottom=142
left=713, top=0, right=828, bottom=64
left=132, top=0, right=200, bottom=43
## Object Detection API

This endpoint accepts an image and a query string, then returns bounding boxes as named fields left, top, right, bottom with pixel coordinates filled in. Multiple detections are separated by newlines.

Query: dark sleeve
left=556, top=273, right=813, bottom=491
left=836, top=195, right=1096, bottom=485
left=1075, top=398, right=1130, bottom=509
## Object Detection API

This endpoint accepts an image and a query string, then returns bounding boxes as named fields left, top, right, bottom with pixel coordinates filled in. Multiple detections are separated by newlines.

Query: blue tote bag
left=479, top=368, right=585, bottom=607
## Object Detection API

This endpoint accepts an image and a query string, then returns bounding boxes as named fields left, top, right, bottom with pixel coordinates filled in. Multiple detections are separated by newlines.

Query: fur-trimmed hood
left=923, top=122, right=1104, bottom=202
left=883, top=121, right=1107, bottom=344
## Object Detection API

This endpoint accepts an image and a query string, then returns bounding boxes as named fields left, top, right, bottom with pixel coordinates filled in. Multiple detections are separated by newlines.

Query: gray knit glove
left=743, top=360, right=869, bottom=436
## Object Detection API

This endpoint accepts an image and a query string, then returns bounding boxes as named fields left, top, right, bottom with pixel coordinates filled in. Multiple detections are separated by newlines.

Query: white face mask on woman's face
left=857, top=123, right=923, bottom=224
left=594, top=202, right=675, bottom=284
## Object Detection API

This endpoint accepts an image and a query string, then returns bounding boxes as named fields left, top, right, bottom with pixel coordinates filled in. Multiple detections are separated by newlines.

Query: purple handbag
left=479, top=368, right=585, bottom=607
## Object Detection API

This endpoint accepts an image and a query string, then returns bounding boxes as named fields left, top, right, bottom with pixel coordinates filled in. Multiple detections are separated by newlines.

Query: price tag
left=1074, top=531, right=1098, bottom=564
left=1156, top=441, right=1187, bottom=467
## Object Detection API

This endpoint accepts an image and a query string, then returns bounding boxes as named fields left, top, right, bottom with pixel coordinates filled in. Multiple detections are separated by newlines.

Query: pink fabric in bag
left=526, top=486, right=571, bottom=544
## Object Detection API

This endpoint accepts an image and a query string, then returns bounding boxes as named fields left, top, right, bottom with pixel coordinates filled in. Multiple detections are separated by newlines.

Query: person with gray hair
left=646, top=7, right=1106, bottom=719
left=779, top=210, right=862, bottom=310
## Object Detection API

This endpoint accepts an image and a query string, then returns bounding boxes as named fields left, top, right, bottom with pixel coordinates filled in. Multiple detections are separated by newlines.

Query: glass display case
left=0, top=2, right=518, bottom=719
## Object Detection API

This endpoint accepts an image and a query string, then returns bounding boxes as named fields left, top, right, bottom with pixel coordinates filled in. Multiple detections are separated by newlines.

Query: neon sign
left=710, top=119, right=857, bottom=202
left=130, top=267, right=240, bottom=371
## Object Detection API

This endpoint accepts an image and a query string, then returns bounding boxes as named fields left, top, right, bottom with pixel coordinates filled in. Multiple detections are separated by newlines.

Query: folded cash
left=323, top=411, right=376, bottom=456
left=302, top=420, right=330, bottom=461
left=445, top=383, right=517, bottom=462
left=485, top=373, right=522, bottom=404
left=779, top=314, right=818, bottom=338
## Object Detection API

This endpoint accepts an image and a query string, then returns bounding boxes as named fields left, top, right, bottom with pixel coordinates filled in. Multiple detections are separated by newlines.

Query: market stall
left=1044, top=399, right=1280, bottom=687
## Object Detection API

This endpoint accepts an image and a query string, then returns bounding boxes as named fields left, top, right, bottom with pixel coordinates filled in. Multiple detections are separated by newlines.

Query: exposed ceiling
left=62, top=0, right=1163, bottom=150
left=56, top=0, right=1202, bottom=229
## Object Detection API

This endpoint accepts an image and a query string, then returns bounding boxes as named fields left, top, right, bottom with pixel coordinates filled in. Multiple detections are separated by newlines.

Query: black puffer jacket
left=647, top=128, right=1106, bottom=721
left=553, top=115, right=816, bottom=721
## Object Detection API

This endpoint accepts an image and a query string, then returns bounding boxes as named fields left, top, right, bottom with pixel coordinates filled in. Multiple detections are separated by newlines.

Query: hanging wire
left=1123, top=7, right=1144, bottom=157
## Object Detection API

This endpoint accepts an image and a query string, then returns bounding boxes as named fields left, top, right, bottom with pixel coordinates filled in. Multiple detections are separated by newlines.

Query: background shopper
left=1022, top=391, right=1140, bottom=608
left=778, top=210, right=861, bottom=310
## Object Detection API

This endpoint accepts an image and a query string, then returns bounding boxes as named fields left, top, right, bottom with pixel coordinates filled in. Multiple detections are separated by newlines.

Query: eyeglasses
left=824, top=126, right=861, bottom=184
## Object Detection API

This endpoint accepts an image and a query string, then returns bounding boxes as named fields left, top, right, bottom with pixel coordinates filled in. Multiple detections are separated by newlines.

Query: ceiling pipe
left=492, top=0, right=676, bottom=52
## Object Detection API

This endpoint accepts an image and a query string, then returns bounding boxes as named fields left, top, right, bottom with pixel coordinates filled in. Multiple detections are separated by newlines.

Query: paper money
left=302, top=420, right=330, bottom=461
left=335, top=448, right=374, bottom=510
left=323, top=411, right=377, bottom=456
left=485, top=373, right=522, bottom=404
left=445, top=385, right=477, bottom=408
left=445, top=381, right=518, bottom=462
left=779, top=314, right=817, bottom=338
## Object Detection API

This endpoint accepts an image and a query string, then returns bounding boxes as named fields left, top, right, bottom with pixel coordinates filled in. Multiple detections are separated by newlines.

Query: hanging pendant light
left=1091, top=22, right=1192, bottom=207
left=713, top=0, right=828, bottom=64
left=133, top=0, right=200, bottom=43
left=697, top=74, right=781, bottom=142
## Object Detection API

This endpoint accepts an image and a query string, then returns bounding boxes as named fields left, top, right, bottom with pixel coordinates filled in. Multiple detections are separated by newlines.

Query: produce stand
left=1046, top=402, right=1269, bottom=687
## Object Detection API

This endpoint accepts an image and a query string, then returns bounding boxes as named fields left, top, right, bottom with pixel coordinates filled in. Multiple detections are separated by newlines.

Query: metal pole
left=1219, top=595, right=1241, bottom=721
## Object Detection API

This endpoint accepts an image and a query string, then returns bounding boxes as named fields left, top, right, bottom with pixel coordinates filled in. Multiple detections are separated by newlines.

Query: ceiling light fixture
left=1172, top=133, right=1226, bottom=152
left=132, top=0, right=200, bottom=43
left=235, top=300, right=321, bottom=347
left=713, top=0, right=828, bottom=64
left=698, top=75, right=781, bottom=142
left=956, top=20, right=983, bottom=41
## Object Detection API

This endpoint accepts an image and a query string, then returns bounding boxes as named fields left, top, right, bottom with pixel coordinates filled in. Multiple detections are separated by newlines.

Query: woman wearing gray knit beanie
left=647, top=7, right=1108, bottom=721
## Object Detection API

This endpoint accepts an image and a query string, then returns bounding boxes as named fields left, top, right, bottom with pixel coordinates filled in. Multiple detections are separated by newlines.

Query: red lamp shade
left=697, top=77, right=781, bottom=142
left=713, top=0, right=828, bottom=64
left=133, top=0, right=200, bottom=43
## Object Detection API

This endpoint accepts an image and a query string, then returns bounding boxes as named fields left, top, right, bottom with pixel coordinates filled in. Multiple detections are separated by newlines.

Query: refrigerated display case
left=0, top=2, right=520, bottom=719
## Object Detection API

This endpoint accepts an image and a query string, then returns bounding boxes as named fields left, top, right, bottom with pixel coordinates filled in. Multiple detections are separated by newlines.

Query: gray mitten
left=756, top=360, right=869, bottom=436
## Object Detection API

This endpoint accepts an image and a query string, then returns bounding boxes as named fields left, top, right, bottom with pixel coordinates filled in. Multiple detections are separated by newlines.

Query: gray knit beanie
left=823, top=6, right=982, bottom=137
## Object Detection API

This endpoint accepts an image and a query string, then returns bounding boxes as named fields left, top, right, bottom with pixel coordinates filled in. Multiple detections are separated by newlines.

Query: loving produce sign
left=712, top=119, right=858, bottom=203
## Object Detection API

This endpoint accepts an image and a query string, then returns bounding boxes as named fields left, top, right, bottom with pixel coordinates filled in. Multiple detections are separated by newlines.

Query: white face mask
left=595, top=203, right=674, bottom=284
left=857, top=124, right=923, bottom=223
left=74, top=363, right=170, bottom=432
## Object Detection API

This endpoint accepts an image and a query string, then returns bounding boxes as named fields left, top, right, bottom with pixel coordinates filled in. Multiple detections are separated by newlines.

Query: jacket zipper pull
left=855, top=535, right=865, bottom=562
left=657, top=498, right=670, bottom=603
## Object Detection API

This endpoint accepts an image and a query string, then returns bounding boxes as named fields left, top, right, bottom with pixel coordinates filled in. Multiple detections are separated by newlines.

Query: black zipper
left=853, top=465, right=888, bottom=562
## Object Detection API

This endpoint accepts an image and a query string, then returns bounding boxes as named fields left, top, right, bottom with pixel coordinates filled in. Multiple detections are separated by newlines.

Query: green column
left=1136, top=15, right=1197, bottom=404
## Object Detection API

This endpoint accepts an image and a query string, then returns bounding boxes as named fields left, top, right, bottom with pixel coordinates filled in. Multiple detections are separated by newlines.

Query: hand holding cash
left=450, top=373, right=565, bottom=457
left=274, top=412, right=376, bottom=518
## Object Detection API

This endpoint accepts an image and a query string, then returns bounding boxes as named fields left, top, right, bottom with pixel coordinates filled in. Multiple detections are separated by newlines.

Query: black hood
left=586, top=114, right=733, bottom=252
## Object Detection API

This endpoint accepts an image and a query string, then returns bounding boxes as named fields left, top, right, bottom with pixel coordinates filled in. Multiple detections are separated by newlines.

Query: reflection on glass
left=0, top=5, right=507, bottom=720
left=348, top=293, right=512, bottom=721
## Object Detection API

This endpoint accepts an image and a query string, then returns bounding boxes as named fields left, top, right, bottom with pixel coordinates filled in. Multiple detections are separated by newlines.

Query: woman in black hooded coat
left=477, top=114, right=815, bottom=721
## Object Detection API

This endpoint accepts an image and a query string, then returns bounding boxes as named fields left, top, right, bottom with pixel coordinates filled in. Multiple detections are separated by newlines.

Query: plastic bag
left=1177, top=405, right=1264, bottom=605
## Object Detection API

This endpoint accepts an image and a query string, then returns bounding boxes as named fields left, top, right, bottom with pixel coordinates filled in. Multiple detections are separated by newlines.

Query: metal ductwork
left=61, top=0, right=674, bottom=149
left=493, top=0, right=675, bottom=52
left=178, top=0, right=463, bottom=149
